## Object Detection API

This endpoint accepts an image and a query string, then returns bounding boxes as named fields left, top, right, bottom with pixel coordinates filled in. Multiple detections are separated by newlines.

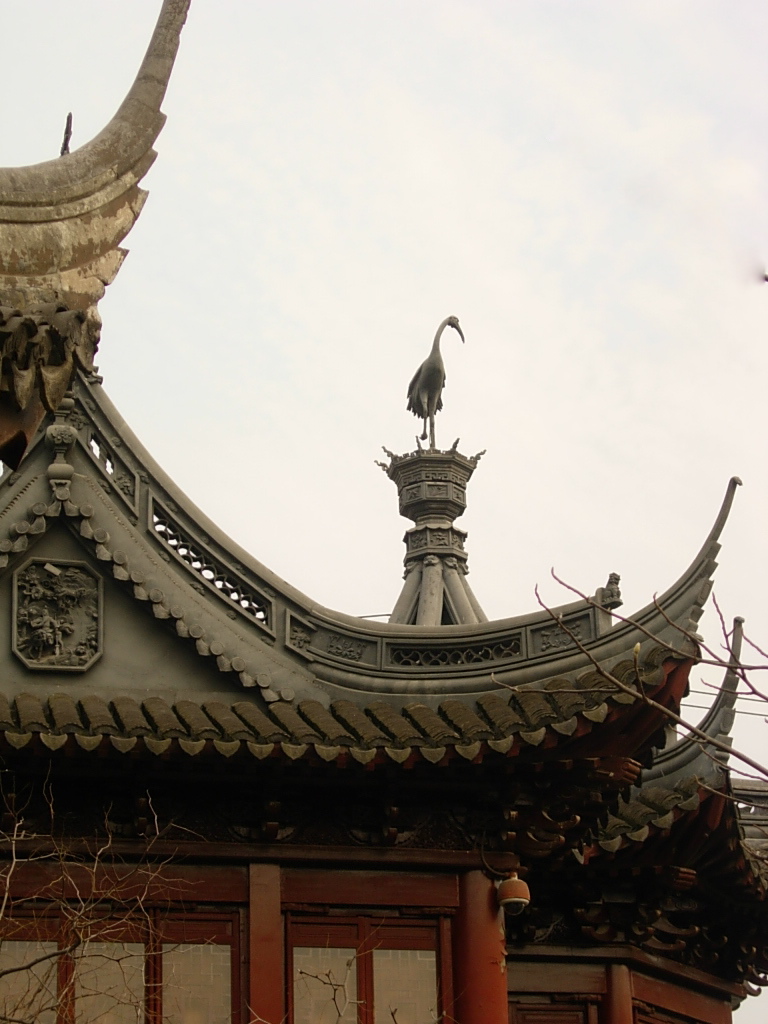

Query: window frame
left=286, top=912, right=453, bottom=1024
left=0, top=908, right=241, bottom=1024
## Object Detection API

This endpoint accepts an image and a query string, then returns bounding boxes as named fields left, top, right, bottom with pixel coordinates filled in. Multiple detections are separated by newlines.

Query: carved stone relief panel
left=387, top=633, right=523, bottom=668
left=13, top=559, right=103, bottom=672
left=529, top=613, right=593, bottom=657
left=286, top=612, right=316, bottom=660
left=313, top=629, right=378, bottom=666
left=327, top=633, right=366, bottom=661
left=284, top=619, right=379, bottom=667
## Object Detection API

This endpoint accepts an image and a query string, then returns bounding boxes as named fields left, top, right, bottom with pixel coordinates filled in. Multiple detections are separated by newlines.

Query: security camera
left=496, top=874, right=531, bottom=915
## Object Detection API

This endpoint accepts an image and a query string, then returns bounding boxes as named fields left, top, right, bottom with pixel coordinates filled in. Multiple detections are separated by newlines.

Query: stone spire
left=381, top=443, right=487, bottom=626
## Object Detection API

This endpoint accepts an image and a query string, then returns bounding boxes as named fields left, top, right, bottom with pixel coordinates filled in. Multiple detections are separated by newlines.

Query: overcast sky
left=3, top=3, right=768, bottom=1012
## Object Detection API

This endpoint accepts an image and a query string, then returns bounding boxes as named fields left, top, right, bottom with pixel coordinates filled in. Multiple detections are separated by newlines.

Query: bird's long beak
left=455, top=324, right=465, bottom=343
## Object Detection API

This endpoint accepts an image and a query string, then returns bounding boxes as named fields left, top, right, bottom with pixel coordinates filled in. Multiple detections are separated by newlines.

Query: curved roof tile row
left=0, top=678, right=639, bottom=762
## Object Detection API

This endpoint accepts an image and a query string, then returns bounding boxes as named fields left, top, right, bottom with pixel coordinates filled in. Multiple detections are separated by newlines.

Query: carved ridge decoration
left=531, top=613, right=593, bottom=656
left=0, top=304, right=98, bottom=406
left=389, top=634, right=523, bottom=668
left=286, top=612, right=317, bottom=661
left=327, top=634, right=366, bottom=662
left=0, top=492, right=285, bottom=701
left=0, top=1, right=191, bottom=466
left=0, top=477, right=700, bottom=715
left=81, top=424, right=138, bottom=507
left=290, top=626, right=313, bottom=650
left=12, top=558, right=102, bottom=672
left=539, top=622, right=583, bottom=652
left=151, top=499, right=272, bottom=629
left=0, top=403, right=735, bottom=708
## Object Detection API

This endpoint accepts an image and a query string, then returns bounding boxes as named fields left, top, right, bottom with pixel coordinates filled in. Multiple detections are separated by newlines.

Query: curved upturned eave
left=0, top=0, right=190, bottom=212
left=322, top=476, right=741, bottom=644
left=70, top=378, right=740, bottom=702
left=81, top=379, right=604, bottom=637
left=642, top=616, right=742, bottom=785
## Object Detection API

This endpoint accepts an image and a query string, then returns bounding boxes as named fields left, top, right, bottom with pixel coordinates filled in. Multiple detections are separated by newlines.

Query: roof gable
left=0, top=377, right=739, bottom=777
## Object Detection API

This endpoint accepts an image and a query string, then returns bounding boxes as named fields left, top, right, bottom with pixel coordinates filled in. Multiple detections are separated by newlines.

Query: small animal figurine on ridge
left=406, top=315, right=465, bottom=449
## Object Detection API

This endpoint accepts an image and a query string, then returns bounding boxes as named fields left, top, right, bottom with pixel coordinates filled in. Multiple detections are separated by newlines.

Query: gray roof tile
left=298, top=700, right=356, bottom=745
left=268, top=702, right=323, bottom=745
left=111, top=697, right=153, bottom=737
left=330, top=700, right=389, bottom=746
left=79, top=696, right=119, bottom=736
left=48, top=693, right=84, bottom=734
left=232, top=701, right=289, bottom=742
left=403, top=703, right=459, bottom=745
left=202, top=701, right=254, bottom=741
left=438, top=699, right=493, bottom=741
left=174, top=699, right=220, bottom=739
left=512, top=690, right=559, bottom=729
left=367, top=702, right=424, bottom=746
left=476, top=692, right=524, bottom=734
left=15, top=693, right=48, bottom=732
left=543, top=677, right=589, bottom=719
left=142, top=697, right=187, bottom=738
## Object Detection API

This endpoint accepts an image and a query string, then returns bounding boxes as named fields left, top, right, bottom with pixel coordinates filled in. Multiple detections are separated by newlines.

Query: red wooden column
left=249, top=863, right=284, bottom=1024
left=453, top=870, right=509, bottom=1024
left=604, top=964, right=634, bottom=1024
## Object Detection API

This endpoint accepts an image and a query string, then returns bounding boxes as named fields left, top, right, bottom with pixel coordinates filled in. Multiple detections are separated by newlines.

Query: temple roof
left=0, top=371, right=741, bottom=790
left=0, top=376, right=739, bottom=710
left=0, top=2, right=751, bottom=865
left=0, top=0, right=740, bottom=730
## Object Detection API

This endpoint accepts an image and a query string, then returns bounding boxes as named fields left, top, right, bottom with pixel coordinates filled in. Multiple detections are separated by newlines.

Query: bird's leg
left=420, top=418, right=428, bottom=442
left=429, top=414, right=436, bottom=450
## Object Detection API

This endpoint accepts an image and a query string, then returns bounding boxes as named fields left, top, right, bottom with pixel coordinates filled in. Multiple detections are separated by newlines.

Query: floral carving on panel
left=539, top=623, right=583, bottom=652
left=67, top=410, right=88, bottom=431
left=114, top=472, right=135, bottom=499
left=13, top=560, right=102, bottom=671
left=327, top=634, right=365, bottom=661
left=290, top=625, right=313, bottom=650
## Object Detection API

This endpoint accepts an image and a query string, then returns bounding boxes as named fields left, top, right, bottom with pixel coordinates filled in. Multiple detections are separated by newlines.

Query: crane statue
left=406, top=315, right=465, bottom=449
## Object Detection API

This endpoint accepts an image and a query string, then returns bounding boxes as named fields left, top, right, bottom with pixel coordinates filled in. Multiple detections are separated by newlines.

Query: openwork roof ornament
left=0, top=0, right=190, bottom=466
left=382, top=316, right=487, bottom=626
left=380, top=442, right=487, bottom=626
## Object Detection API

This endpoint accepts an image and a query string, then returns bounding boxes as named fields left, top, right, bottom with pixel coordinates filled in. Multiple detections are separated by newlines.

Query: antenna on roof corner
left=60, top=112, right=73, bottom=157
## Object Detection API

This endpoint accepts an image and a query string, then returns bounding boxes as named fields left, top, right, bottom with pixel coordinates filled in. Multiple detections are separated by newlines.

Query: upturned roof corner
left=0, top=0, right=190, bottom=468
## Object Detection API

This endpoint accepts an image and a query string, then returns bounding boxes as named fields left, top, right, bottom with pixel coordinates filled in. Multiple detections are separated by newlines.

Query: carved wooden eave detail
left=550, top=623, right=768, bottom=987
left=0, top=1, right=189, bottom=466
left=590, top=619, right=745, bottom=860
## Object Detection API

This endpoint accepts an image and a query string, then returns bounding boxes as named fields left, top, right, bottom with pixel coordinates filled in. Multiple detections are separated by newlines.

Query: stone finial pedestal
left=381, top=445, right=487, bottom=626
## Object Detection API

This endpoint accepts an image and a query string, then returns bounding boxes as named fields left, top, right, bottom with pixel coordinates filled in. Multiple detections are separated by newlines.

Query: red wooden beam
left=282, top=867, right=459, bottom=907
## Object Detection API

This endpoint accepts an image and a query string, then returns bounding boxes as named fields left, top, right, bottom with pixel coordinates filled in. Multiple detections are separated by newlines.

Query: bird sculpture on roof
left=407, top=315, right=465, bottom=449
